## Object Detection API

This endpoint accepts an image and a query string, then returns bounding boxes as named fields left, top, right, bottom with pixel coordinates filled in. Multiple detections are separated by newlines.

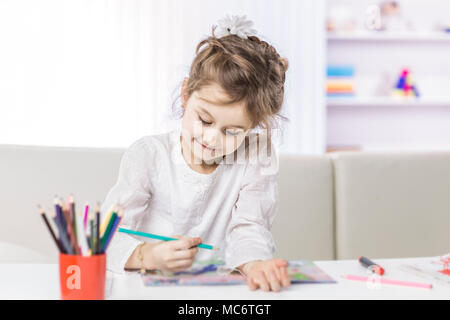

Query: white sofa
left=1, top=144, right=449, bottom=263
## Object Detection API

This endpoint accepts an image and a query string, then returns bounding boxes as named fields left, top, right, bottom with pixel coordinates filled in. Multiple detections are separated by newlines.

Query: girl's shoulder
left=127, top=130, right=175, bottom=155
left=123, top=131, right=176, bottom=168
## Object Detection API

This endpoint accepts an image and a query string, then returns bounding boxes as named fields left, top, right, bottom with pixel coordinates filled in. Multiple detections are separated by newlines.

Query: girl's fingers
left=273, top=266, right=282, bottom=282
left=266, top=269, right=281, bottom=292
left=274, top=259, right=289, bottom=268
left=170, top=236, right=202, bottom=251
left=247, top=276, right=258, bottom=291
left=256, top=271, right=270, bottom=292
left=173, top=246, right=198, bottom=260
left=281, top=266, right=291, bottom=287
left=169, top=259, right=194, bottom=270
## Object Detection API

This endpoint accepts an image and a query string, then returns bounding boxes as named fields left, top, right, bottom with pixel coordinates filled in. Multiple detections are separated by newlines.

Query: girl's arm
left=225, top=140, right=289, bottom=291
left=102, top=137, right=155, bottom=274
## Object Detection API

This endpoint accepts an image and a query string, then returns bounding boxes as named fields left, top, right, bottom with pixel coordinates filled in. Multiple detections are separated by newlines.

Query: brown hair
left=172, top=27, right=289, bottom=139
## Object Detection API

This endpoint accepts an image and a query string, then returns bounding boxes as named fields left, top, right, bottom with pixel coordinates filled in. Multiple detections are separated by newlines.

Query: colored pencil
left=100, top=205, right=114, bottom=236
left=95, top=203, right=101, bottom=255
left=61, top=204, right=72, bottom=244
left=56, top=198, right=73, bottom=247
left=83, top=202, right=89, bottom=230
left=76, top=211, right=89, bottom=256
left=54, top=199, right=73, bottom=254
left=118, top=228, right=218, bottom=250
left=101, top=209, right=123, bottom=253
left=69, top=195, right=79, bottom=253
left=61, top=200, right=80, bottom=255
left=38, top=205, right=63, bottom=253
left=54, top=197, right=67, bottom=231
left=342, top=274, right=433, bottom=289
left=89, top=213, right=95, bottom=255
left=100, top=210, right=117, bottom=251
left=50, top=209, right=73, bottom=254
left=40, top=196, right=123, bottom=256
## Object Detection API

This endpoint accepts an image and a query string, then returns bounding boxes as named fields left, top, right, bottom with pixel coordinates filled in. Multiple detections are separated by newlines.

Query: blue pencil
left=118, top=228, right=218, bottom=250
left=101, top=214, right=122, bottom=253
left=50, top=209, right=74, bottom=254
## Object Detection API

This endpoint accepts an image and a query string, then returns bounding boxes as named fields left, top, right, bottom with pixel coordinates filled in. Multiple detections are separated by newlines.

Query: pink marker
left=343, top=274, right=433, bottom=289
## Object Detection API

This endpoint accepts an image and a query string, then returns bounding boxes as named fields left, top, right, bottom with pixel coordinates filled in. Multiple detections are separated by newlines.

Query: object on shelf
left=391, top=68, right=420, bottom=98
left=326, top=65, right=355, bottom=98
left=327, top=5, right=356, bottom=32
left=379, top=1, right=414, bottom=32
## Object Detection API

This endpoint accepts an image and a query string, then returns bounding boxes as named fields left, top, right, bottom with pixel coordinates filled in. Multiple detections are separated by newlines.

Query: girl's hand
left=242, top=259, right=291, bottom=292
left=143, top=235, right=202, bottom=273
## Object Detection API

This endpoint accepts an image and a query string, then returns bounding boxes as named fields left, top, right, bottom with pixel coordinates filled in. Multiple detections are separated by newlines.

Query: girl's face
left=180, top=81, right=253, bottom=166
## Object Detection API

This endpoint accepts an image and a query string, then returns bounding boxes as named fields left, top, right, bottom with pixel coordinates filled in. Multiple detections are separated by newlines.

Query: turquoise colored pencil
left=118, top=228, right=218, bottom=250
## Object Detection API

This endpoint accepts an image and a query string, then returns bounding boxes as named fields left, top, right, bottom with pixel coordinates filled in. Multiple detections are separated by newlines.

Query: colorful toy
left=392, top=68, right=420, bottom=98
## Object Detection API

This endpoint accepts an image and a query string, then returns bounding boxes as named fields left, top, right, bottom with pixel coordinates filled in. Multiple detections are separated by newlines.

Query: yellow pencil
left=99, top=204, right=116, bottom=237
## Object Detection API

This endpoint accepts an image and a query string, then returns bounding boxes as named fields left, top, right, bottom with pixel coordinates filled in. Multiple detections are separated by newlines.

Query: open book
left=399, top=254, right=450, bottom=288
left=141, top=259, right=336, bottom=286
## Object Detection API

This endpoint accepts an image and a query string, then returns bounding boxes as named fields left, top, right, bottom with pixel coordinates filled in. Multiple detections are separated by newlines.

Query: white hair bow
left=214, top=15, right=257, bottom=40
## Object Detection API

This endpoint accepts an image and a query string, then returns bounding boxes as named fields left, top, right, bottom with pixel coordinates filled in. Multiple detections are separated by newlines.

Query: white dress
left=102, top=127, right=279, bottom=274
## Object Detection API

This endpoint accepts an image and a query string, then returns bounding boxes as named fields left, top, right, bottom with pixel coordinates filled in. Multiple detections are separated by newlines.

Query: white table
left=0, top=257, right=448, bottom=300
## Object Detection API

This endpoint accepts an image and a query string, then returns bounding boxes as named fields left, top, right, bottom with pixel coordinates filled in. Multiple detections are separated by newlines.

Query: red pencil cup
left=59, top=253, right=106, bottom=300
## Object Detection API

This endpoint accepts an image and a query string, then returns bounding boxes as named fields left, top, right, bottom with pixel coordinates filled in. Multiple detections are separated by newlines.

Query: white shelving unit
left=326, top=31, right=450, bottom=152
left=325, top=0, right=450, bottom=152
left=327, top=97, right=450, bottom=108
left=327, top=32, right=450, bottom=42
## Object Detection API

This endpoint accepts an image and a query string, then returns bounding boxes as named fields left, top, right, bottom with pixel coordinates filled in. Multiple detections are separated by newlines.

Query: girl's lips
left=195, top=139, right=215, bottom=151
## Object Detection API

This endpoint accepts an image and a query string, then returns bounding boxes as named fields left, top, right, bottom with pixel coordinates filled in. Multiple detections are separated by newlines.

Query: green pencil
left=118, top=228, right=218, bottom=250
left=100, top=211, right=117, bottom=252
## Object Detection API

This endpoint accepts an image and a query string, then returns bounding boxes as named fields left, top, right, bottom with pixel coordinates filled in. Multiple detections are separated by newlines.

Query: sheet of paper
left=399, top=253, right=450, bottom=288
left=141, top=260, right=337, bottom=286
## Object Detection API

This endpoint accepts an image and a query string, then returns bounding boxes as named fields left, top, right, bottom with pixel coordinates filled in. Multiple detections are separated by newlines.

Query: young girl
left=102, top=15, right=290, bottom=292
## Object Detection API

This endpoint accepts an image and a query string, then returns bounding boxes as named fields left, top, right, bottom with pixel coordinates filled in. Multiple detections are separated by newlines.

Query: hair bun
left=279, top=58, right=289, bottom=73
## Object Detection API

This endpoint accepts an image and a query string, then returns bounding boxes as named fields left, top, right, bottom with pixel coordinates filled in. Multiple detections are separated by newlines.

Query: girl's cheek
left=223, top=136, right=243, bottom=156
left=192, top=119, right=203, bottom=137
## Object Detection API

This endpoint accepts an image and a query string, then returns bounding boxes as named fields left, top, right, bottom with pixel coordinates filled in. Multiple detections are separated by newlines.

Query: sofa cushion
left=331, top=151, right=450, bottom=259
left=0, top=144, right=123, bottom=262
left=272, top=155, right=335, bottom=260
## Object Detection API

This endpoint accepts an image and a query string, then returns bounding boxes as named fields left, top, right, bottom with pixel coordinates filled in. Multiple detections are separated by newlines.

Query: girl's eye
left=199, top=116, right=212, bottom=126
left=225, top=130, right=241, bottom=136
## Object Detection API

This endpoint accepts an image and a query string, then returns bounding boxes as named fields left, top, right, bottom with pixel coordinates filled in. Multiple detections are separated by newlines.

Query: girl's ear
left=181, top=77, right=189, bottom=108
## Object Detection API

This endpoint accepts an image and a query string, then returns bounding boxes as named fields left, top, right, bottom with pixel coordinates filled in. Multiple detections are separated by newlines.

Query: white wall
left=0, top=0, right=326, bottom=154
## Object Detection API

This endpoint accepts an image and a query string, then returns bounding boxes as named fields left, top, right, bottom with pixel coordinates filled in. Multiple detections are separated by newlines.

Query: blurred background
left=1, top=0, right=450, bottom=154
